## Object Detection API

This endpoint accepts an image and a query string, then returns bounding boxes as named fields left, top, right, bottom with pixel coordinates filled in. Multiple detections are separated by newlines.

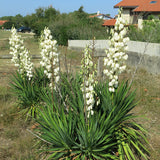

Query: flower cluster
left=9, top=27, right=33, bottom=80
left=40, top=27, right=60, bottom=88
left=81, top=46, right=96, bottom=117
left=104, top=9, right=129, bottom=92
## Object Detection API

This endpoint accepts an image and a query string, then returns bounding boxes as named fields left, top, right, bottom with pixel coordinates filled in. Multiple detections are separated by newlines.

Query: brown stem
left=92, top=37, right=96, bottom=59
left=64, top=46, right=69, bottom=74
left=83, top=75, right=87, bottom=124
left=51, top=57, right=54, bottom=111
left=83, top=49, right=88, bottom=124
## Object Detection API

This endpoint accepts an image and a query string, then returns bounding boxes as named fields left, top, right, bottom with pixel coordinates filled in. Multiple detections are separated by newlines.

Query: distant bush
left=128, top=19, right=160, bottom=43
left=49, top=7, right=107, bottom=45
left=1, top=14, right=24, bottom=29
left=2, top=21, right=16, bottom=29
left=32, top=20, right=47, bottom=37
left=29, top=7, right=60, bottom=37
left=1, top=6, right=108, bottom=45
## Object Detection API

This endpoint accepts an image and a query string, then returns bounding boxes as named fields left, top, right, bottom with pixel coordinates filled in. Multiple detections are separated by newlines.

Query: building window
left=150, top=1, right=157, bottom=3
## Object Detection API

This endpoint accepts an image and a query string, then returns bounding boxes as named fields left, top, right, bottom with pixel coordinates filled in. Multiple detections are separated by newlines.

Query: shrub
left=32, top=20, right=47, bottom=37
left=3, top=21, right=16, bottom=29
left=9, top=67, right=49, bottom=118
left=128, top=19, right=160, bottom=43
left=34, top=76, right=149, bottom=159
left=8, top=14, right=150, bottom=159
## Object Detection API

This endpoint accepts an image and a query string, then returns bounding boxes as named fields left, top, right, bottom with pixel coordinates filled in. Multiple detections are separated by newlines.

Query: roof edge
left=114, top=5, right=138, bottom=9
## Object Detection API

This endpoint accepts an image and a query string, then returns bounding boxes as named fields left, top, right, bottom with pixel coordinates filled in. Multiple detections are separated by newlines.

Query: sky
left=0, top=0, right=121, bottom=18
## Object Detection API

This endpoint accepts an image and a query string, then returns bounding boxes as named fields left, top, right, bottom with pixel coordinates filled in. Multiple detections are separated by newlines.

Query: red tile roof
left=102, top=19, right=116, bottom=26
left=134, top=0, right=160, bottom=11
left=114, top=0, right=160, bottom=12
left=0, top=20, right=8, bottom=26
left=114, top=0, right=141, bottom=8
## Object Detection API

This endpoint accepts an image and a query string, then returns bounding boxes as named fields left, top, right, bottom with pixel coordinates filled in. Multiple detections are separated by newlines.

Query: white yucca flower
left=81, top=46, right=97, bottom=118
left=9, top=27, right=33, bottom=80
left=104, top=9, right=129, bottom=92
left=40, top=27, right=60, bottom=89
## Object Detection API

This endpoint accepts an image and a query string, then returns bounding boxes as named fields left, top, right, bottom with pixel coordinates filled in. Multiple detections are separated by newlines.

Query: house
left=90, top=11, right=115, bottom=28
left=114, top=0, right=160, bottom=28
left=102, top=19, right=116, bottom=28
left=89, top=11, right=112, bottom=20
left=0, top=20, right=8, bottom=26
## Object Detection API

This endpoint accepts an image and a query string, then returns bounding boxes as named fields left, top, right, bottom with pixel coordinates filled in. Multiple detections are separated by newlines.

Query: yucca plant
left=59, top=73, right=83, bottom=112
left=35, top=83, right=118, bottom=159
left=33, top=66, right=50, bottom=89
left=94, top=81, right=149, bottom=160
left=9, top=67, right=49, bottom=119
left=38, top=72, right=82, bottom=112
left=34, top=76, right=149, bottom=159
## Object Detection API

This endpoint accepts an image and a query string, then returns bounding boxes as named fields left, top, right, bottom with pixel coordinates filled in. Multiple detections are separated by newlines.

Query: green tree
left=23, top=13, right=38, bottom=29
left=2, top=21, right=16, bottom=29
left=35, top=7, right=45, bottom=20
left=14, top=14, right=24, bottom=28
left=49, top=6, right=106, bottom=45
left=44, top=6, right=60, bottom=22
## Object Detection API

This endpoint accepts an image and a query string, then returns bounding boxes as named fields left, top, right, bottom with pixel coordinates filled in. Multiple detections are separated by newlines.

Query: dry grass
left=0, top=30, right=38, bottom=56
left=0, top=30, right=160, bottom=159
left=0, top=30, right=33, bottom=40
left=0, top=85, right=37, bottom=160
left=136, top=75, right=160, bottom=159
left=0, top=30, right=11, bottom=39
left=120, top=68, right=160, bottom=160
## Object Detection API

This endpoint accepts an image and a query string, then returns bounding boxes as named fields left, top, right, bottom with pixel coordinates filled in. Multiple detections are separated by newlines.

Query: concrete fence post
left=97, top=57, right=104, bottom=78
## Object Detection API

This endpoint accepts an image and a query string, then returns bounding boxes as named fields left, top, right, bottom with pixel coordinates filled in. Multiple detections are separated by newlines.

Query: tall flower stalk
left=40, top=27, right=60, bottom=89
left=80, top=46, right=96, bottom=118
left=9, top=27, right=33, bottom=80
left=104, top=9, right=129, bottom=92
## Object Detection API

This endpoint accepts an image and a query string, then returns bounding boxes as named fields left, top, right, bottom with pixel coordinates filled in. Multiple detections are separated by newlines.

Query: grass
left=0, top=30, right=79, bottom=57
left=0, top=29, right=39, bottom=56
left=0, top=30, right=12, bottom=39
left=0, top=30, right=33, bottom=40
left=119, top=68, right=160, bottom=159
left=0, top=29, right=160, bottom=159
left=0, top=86, right=38, bottom=160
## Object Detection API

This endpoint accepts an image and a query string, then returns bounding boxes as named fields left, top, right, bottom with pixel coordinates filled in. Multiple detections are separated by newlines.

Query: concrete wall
left=68, top=40, right=109, bottom=55
left=68, top=40, right=160, bottom=57
left=68, top=40, right=160, bottom=74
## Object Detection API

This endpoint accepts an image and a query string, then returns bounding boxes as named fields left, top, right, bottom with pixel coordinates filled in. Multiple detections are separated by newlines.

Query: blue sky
left=0, top=0, right=121, bottom=18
